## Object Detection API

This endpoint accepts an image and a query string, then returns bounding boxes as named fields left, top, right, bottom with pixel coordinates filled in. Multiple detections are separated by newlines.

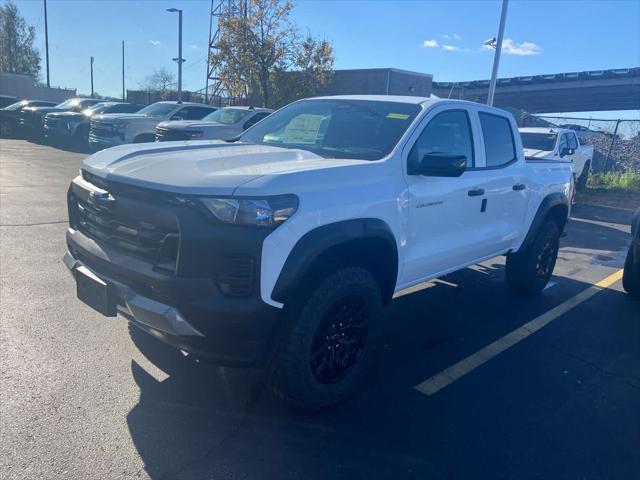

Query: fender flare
left=519, top=192, right=570, bottom=252
left=271, top=218, right=398, bottom=304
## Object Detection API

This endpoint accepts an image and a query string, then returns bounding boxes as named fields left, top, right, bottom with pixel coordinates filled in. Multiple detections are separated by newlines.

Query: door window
left=243, top=112, right=270, bottom=130
left=408, top=110, right=474, bottom=170
left=174, top=106, right=214, bottom=120
left=558, top=134, right=569, bottom=154
left=567, top=133, right=578, bottom=150
left=479, top=113, right=516, bottom=167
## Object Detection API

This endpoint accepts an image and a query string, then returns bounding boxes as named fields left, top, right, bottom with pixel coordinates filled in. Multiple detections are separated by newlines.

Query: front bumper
left=88, top=133, right=125, bottom=149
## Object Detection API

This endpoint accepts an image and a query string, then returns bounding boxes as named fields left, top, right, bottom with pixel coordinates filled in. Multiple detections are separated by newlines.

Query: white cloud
left=452, top=33, right=462, bottom=40
left=189, top=44, right=199, bottom=50
left=149, top=40, right=161, bottom=46
left=423, top=39, right=439, bottom=48
left=484, top=38, right=542, bottom=56
left=442, top=44, right=461, bottom=51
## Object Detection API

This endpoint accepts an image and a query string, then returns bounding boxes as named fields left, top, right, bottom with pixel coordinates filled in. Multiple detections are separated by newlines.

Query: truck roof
left=307, top=95, right=508, bottom=113
left=519, top=127, right=569, bottom=134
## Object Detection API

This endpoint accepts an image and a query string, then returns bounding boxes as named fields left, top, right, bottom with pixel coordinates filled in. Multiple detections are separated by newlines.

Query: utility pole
left=90, top=56, right=94, bottom=98
left=43, top=0, right=50, bottom=87
left=122, top=41, right=125, bottom=101
left=487, top=0, right=509, bottom=106
left=167, top=8, right=185, bottom=103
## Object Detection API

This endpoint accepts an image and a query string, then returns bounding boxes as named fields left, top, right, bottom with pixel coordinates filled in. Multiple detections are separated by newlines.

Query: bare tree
left=139, top=67, right=176, bottom=99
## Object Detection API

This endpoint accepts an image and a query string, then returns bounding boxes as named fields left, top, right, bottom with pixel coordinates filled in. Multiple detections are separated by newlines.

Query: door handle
left=468, top=188, right=485, bottom=197
left=512, top=183, right=526, bottom=191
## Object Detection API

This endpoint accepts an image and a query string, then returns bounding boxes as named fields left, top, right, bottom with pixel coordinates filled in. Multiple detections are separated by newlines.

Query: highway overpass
left=432, top=67, right=640, bottom=113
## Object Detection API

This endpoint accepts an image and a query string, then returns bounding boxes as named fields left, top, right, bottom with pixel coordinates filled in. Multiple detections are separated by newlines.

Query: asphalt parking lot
left=1, top=138, right=638, bottom=480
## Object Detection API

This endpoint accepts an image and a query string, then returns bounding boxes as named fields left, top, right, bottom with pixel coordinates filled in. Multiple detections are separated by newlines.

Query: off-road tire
left=506, top=221, right=560, bottom=295
left=622, top=245, right=640, bottom=298
left=266, top=266, right=382, bottom=411
left=576, top=162, right=590, bottom=191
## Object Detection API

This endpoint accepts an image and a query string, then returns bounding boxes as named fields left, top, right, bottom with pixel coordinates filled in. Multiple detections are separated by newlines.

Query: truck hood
left=82, top=141, right=366, bottom=196
left=94, top=113, right=148, bottom=122
left=523, top=148, right=554, bottom=159
left=157, top=120, right=225, bottom=130
left=25, top=106, right=64, bottom=115
left=47, top=111, right=84, bottom=120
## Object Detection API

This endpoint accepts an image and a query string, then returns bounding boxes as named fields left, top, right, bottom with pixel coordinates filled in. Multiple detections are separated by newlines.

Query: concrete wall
left=320, top=68, right=433, bottom=97
left=0, top=73, right=76, bottom=102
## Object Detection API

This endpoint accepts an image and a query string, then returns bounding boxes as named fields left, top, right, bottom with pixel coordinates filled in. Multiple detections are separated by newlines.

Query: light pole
left=487, top=0, right=509, bottom=106
left=167, top=8, right=185, bottom=103
left=90, top=56, right=94, bottom=98
left=43, top=0, right=50, bottom=87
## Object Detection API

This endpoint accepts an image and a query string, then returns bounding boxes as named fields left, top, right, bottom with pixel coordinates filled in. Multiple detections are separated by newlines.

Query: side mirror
left=560, top=147, right=574, bottom=157
left=415, top=153, right=467, bottom=177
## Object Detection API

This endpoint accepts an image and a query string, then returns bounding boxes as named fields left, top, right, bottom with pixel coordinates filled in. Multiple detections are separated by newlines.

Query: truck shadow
left=125, top=262, right=637, bottom=480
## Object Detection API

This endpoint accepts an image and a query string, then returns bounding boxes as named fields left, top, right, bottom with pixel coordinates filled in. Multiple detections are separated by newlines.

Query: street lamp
left=487, top=0, right=509, bottom=106
left=166, top=7, right=185, bottom=103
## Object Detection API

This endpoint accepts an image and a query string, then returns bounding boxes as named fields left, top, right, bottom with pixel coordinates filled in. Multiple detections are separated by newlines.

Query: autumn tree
left=210, top=0, right=334, bottom=107
left=0, top=1, right=41, bottom=78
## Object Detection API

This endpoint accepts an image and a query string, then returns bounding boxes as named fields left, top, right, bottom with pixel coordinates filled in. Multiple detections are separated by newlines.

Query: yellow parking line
left=414, top=269, right=624, bottom=396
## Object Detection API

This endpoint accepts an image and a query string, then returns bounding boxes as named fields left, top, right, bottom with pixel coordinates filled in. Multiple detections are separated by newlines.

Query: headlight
left=189, top=131, right=203, bottom=138
left=200, top=195, right=298, bottom=227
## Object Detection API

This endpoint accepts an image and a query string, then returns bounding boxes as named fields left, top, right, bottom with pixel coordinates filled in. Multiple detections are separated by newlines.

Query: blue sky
left=10, top=0, right=640, bottom=118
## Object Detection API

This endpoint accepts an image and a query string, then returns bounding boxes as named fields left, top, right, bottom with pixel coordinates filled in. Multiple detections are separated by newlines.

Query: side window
left=567, top=133, right=578, bottom=150
left=558, top=134, right=568, bottom=153
left=408, top=110, right=474, bottom=170
left=174, top=107, right=212, bottom=120
left=243, top=112, right=270, bottom=130
left=479, top=113, right=516, bottom=167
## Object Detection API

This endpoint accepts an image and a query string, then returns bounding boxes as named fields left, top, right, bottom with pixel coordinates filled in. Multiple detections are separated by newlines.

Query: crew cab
left=44, top=102, right=141, bottom=145
left=155, top=106, right=272, bottom=141
left=89, top=101, right=217, bottom=149
left=0, top=99, right=57, bottom=137
left=64, top=96, right=572, bottom=410
left=520, top=127, right=594, bottom=190
left=20, top=98, right=102, bottom=138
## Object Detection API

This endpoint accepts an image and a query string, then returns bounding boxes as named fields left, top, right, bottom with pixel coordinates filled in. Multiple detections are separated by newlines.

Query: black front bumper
left=65, top=177, right=281, bottom=367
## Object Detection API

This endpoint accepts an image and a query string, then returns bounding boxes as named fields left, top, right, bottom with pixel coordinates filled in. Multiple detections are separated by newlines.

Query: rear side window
left=567, top=133, right=578, bottom=150
left=408, top=110, right=475, bottom=168
left=479, top=113, right=516, bottom=167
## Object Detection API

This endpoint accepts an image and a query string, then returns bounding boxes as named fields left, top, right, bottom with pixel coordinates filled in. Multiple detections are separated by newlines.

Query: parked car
left=64, top=96, right=573, bottom=410
left=520, top=127, right=594, bottom=190
left=20, top=98, right=102, bottom=138
left=155, top=106, right=272, bottom=141
left=623, top=208, right=640, bottom=298
left=1, top=99, right=57, bottom=137
left=558, top=123, right=603, bottom=141
left=44, top=102, right=141, bottom=145
left=0, top=95, right=19, bottom=109
left=89, top=101, right=217, bottom=149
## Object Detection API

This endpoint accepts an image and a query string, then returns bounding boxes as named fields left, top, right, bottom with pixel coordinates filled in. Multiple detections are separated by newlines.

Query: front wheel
left=623, top=245, right=640, bottom=298
left=266, top=266, right=382, bottom=411
left=576, top=162, right=590, bottom=191
left=506, top=221, right=560, bottom=295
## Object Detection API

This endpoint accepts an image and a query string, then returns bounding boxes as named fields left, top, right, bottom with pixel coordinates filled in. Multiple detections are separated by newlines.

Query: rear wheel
left=506, top=221, right=560, bottom=295
left=622, top=245, right=640, bottom=298
left=266, top=266, right=382, bottom=411
left=576, top=161, right=590, bottom=191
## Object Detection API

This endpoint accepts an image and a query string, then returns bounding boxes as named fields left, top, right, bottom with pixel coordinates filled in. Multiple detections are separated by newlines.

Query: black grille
left=217, top=257, right=255, bottom=296
left=44, top=117, right=62, bottom=129
left=155, top=126, right=192, bottom=142
left=72, top=184, right=179, bottom=267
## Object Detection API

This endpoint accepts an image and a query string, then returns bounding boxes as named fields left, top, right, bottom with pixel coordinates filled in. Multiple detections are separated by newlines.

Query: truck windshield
left=240, top=99, right=421, bottom=160
left=521, top=132, right=557, bottom=151
left=137, top=103, right=177, bottom=117
left=55, top=99, right=82, bottom=109
left=203, top=108, right=251, bottom=124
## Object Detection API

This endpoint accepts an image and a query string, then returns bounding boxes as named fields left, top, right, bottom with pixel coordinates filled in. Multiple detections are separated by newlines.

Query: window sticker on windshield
left=387, top=113, right=410, bottom=120
left=282, top=114, right=324, bottom=144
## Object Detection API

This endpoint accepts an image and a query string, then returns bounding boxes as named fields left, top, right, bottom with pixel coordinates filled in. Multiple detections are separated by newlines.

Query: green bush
left=587, top=172, right=640, bottom=191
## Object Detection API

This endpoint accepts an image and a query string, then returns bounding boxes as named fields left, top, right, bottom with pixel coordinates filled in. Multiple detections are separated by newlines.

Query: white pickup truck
left=64, top=96, right=572, bottom=410
left=520, top=127, right=594, bottom=190
left=88, top=101, right=217, bottom=149
left=155, top=106, right=273, bottom=142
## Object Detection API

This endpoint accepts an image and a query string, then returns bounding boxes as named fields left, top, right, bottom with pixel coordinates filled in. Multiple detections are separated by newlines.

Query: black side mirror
left=560, top=147, right=574, bottom=157
left=415, top=153, right=467, bottom=177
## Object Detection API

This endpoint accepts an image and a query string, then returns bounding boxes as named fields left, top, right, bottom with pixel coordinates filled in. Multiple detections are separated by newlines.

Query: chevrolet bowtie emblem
left=88, top=190, right=115, bottom=207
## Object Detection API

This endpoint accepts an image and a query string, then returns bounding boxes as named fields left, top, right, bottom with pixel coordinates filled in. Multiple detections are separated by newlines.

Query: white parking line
left=414, top=269, right=624, bottom=396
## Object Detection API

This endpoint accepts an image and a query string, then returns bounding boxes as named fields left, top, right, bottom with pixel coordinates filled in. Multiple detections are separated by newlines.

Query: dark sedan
left=1, top=99, right=57, bottom=138
left=623, top=208, right=640, bottom=297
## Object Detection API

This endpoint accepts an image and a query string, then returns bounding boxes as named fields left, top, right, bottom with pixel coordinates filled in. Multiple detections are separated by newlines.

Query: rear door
left=477, top=111, right=530, bottom=251
left=400, top=105, right=491, bottom=284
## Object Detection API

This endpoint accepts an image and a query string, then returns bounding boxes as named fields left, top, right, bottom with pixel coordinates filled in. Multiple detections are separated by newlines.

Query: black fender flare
left=519, top=192, right=570, bottom=252
left=271, top=218, right=399, bottom=304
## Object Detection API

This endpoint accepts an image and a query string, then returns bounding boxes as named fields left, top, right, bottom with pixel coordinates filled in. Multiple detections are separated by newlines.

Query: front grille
left=71, top=180, right=180, bottom=267
left=155, top=126, right=192, bottom=142
left=91, top=120, right=117, bottom=138
left=44, top=116, right=63, bottom=129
